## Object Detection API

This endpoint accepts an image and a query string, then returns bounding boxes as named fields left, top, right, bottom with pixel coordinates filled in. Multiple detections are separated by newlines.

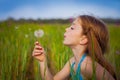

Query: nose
left=65, top=27, right=69, bottom=32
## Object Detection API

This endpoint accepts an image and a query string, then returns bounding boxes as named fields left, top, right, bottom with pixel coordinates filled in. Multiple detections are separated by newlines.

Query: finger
left=35, top=41, right=41, bottom=45
left=33, top=49, right=43, bottom=53
left=32, top=49, right=40, bottom=54
left=34, top=52, right=43, bottom=56
left=32, top=52, right=41, bottom=56
left=35, top=42, right=39, bottom=45
left=32, top=53, right=41, bottom=56
left=35, top=45, right=43, bottom=50
left=33, top=50, right=44, bottom=56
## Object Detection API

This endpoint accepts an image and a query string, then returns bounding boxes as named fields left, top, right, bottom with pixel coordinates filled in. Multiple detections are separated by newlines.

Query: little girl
left=32, top=15, right=116, bottom=80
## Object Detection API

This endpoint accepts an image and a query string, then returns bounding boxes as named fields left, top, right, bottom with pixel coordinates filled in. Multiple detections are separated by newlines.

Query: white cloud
left=0, top=4, right=120, bottom=20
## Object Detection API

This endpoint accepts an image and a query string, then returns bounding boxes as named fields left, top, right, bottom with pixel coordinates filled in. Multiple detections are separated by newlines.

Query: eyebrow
left=72, top=23, right=77, bottom=28
left=72, top=23, right=75, bottom=25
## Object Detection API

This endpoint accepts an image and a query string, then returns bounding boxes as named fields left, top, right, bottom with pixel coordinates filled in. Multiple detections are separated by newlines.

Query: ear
left=79, top=35, right=88, bottom=45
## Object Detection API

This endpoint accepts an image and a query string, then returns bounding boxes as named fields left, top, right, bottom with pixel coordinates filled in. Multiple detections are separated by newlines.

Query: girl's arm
left=53, top=60, right=72, bottom=80
left=32, top=41, right=72, bottom=80
left=39, top=60, right=71, bottom=80
left=39, top=61, right=53, bottom=80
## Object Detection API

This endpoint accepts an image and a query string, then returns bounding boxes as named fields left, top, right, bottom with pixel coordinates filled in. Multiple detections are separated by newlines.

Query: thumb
left=35, top=41, right=40, bottom=45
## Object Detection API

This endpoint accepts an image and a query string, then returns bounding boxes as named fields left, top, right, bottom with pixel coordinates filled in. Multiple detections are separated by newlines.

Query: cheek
left=63, top=32, right=80, bottom=45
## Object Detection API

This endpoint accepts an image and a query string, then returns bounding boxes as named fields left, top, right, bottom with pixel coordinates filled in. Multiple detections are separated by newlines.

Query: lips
left=64, top=34, right=66, bottom=38
left=64, top=35, right=66, bottom=38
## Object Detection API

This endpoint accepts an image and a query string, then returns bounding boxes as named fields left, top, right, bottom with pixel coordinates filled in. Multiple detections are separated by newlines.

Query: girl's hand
left=32, top=41, right=46, bottom=62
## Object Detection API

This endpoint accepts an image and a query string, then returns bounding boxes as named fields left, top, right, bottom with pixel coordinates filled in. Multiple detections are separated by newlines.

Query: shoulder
left=80, top=55, right=93, bottom=77
left=81, top=55, right=93, bottom=68
left=54, top=56, right=75, bottom=80
left=80, top=56, right=115, bottom=80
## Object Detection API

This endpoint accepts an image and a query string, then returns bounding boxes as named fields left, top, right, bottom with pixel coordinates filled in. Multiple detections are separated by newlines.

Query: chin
left=63, top=40, right=68, bottom=45
left=63, top=40, right=72, bottom=46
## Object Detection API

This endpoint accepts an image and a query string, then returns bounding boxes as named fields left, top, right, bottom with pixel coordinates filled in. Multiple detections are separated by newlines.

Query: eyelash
left=71, top=27, right=74, bottom=30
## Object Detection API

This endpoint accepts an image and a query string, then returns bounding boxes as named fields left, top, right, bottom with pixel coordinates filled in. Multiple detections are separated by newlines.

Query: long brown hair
left=78, top=15, right=116, bottom=79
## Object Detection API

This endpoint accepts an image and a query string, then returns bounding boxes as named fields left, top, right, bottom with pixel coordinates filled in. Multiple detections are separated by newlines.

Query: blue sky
left=0, top=0, right=120, bottom=20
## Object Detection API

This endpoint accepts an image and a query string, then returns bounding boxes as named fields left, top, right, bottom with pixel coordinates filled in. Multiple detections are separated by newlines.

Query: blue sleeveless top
left=70, top=53, right=87, bottom=80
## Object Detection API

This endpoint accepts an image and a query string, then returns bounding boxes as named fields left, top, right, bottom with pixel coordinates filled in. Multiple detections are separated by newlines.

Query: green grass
left=0, top=21, right=120, bottom=80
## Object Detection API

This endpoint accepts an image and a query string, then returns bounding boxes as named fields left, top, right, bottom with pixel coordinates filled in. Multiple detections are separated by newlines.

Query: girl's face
left=63, top=18, right=84, bottom=46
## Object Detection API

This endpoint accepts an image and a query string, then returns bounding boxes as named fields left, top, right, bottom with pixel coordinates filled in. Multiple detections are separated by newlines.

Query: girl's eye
left=71, top=27, right=74, bottom=30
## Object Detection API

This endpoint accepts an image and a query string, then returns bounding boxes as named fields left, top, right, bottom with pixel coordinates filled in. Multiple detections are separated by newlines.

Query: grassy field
left=0, top=21, right=120, bottom=80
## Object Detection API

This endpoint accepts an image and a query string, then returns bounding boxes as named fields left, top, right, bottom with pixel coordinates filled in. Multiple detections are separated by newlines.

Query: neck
left=70, top=45, right=87, bottom=63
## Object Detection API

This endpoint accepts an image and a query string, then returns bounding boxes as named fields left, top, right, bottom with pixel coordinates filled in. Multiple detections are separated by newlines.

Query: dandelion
left=25, top=34, right=28, bottom=38
left=34, top=29, right=44, bottom=38
left=116, top=50, right=120, bottom=55
left=29, top=28, right=31, bottom=31
left=15, top=25, right=19, bottom=29
left=34, top=29, right=46, bottom=79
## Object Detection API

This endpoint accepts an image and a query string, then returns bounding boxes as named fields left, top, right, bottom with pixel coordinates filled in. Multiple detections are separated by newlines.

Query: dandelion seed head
left=25, top=34, right=28, bottom=38
left=116, top=50, right=120, bottom=55
left=34, top=29, right=44, bottom=38
left=29, top=28, right=31, bottom=31
left=15, top=25, right=19, bottom=29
